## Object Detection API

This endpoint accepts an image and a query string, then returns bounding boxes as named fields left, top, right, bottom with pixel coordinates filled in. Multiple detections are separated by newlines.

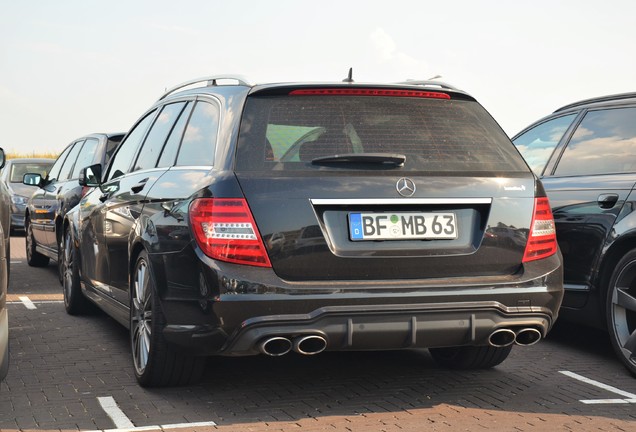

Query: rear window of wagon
left=235, top=94, right=528, bottom=173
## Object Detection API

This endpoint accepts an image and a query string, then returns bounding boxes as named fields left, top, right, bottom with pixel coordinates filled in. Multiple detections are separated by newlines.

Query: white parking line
left=19, top=296, right=37, bottom=310
left=95, top=396, right=217, bottom=432
left=98, top=397, right=135, bottom=429
left=560, top=370, right=636, bottom=404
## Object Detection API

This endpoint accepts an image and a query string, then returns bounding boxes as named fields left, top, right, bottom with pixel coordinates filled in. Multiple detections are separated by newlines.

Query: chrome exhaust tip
left=488, top=328, right=517, bottom=347
left=293, top=335, right=327, bottom=355
left=515, top=328, right=542, bottom=346
left=258, top=336, right=292, bottom=356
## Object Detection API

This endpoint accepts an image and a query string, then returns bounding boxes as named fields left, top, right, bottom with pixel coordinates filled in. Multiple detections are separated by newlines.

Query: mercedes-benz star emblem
left=396, top=177, right=416, bottom=197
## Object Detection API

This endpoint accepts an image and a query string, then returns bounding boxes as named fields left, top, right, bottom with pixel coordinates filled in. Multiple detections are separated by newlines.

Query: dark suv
left=63, top=76, right=563, bottom=386
left=24, top=133, right=124, bottom=276
left=512, top=93, right=636, bottom=376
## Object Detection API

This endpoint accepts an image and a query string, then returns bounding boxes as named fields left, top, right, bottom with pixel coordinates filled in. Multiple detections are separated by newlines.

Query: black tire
left=429, top=345, right=512, bottom=370
left=130, top=250, right=205, bottom=387
left=62, top=229, right=90, bottom=315
left=25, top=218, right=49, bottom=267
left=606, top=250, right=636, bottom=376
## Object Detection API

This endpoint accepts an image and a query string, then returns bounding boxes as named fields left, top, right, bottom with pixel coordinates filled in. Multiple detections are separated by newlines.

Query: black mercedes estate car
left=62, top=76, right=563, bottom=386
left=513, top=92, right=636, bottom=376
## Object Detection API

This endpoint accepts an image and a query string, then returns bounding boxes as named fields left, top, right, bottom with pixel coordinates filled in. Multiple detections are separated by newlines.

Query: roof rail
left=554, top=92, right=636, bottom=113
left=158, top=75, right=252, bottom=101
left=396, top=80, right=458, bottom=91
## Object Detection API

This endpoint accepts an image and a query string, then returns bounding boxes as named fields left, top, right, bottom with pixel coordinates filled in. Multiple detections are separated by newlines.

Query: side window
left=58, top=140, right=84, bottom=181
left=47, top=145, right=73, bottom=182
left=513, top=114, right=576, bottom=175
left=107, top=111, right=156, bottom=181
left=71, top=138, right=99, bottom=179
left=158, top=102, right=193, bottom=167
left=555, top=107, right=636, bottom=176
left=105, top=136, right=124, bottom=165
left=133, top=102, right=186, bottom=172
left=176, top=101, right=219, bottom=166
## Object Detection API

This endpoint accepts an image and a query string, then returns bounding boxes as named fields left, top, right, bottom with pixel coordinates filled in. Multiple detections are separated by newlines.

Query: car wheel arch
left=597, top=233, right=636, bottom=314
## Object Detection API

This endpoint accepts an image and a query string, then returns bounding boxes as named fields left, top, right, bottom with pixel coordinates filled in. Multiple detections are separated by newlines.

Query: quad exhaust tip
left=514, top=327, right=542, bottom=346
left=258, top=336, right=292, bottom=356
left=488, top=328, right=517, bottom=347
left=293, top=335, right=327, bottom=355
left=258, top=334, right=327, bottom=356
left=488, top=327, right=543, bottom=347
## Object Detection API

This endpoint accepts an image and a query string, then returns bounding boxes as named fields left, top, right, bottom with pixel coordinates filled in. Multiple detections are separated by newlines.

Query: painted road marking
left=560, top=370, right=636, bottom=404
left=19, top=296, right=37, bottom=310
left=97, top=397, right=135, bottom=429
left=7, top=293, right=64, bottom=302
left=95, top=396, right=217, bottom=432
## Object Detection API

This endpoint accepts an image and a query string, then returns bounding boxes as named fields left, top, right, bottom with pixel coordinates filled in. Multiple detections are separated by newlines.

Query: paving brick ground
left=2, top=236, right=636, bottom=431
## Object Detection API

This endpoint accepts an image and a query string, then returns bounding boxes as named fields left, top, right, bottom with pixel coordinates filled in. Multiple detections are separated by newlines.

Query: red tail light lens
left=289, top=88, right=451, bottom=99
left=189, top=198, right=271, bottom=268
left=523, top=197, right=558, bottom=263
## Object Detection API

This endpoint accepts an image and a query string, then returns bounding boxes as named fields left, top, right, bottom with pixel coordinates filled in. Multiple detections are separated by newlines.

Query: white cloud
left=369, top=28, right=433, bottom=80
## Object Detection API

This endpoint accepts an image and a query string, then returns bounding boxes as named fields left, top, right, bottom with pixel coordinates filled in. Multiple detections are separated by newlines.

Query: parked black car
left=63, top=76, right=563, bottom=387
left=23, top=133, right=124, bottom=277
left=0, top=148, right=10, bottom=380
left=512, top=92, right=636, bottom=376
left=0, top=158, right=54, bottom=232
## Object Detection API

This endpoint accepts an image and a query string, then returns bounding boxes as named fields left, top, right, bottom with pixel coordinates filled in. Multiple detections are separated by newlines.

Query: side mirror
left=0, top=148, right=5, bottom=169
left=79, top=163, right=102, bottom=187
left=23, top=173, right=42, bottom=186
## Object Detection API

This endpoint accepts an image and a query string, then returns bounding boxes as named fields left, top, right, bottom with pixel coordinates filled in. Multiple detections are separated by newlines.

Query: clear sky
left=1, top=0, right=635, bottom=155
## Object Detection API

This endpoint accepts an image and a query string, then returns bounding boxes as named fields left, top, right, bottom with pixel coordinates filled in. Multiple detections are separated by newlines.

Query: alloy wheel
left=608, top=256, right=636, bottom=373
left=62, top=232, right=74, bottom=307
left=131, top=259, right=152, bottom=376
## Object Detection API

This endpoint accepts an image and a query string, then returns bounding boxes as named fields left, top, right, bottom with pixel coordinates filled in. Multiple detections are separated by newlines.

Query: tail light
left=523, top=197, right=558, bottom=263
left=189, top=198, right=271, bottom=267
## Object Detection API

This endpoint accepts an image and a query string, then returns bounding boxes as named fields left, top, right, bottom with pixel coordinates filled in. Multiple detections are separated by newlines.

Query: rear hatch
left=235, top=85, right=535, bottom=281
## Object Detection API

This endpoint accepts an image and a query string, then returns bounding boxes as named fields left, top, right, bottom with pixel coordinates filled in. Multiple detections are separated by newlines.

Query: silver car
left=0, top=158, right=54, bottom=231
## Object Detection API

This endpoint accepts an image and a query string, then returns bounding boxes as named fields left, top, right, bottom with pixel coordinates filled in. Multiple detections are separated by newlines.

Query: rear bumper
left=219, top=301, right=554, bottom=356
left=159, top=252, right=563, bottom=356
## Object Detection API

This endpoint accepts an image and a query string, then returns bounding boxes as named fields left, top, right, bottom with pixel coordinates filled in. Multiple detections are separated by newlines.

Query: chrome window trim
left=310, top=198, right=492, bottom=205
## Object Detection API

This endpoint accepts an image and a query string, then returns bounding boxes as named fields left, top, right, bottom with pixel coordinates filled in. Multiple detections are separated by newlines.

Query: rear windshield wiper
left=311, top=153, right=406, bottom=166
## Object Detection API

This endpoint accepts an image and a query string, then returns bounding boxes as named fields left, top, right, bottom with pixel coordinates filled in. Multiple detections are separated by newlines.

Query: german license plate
left=349, top=212, right=458, bottom=241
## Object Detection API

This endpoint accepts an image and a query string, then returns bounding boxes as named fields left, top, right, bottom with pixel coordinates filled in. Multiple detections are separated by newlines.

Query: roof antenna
left=342, top=67, right=354, bottom=83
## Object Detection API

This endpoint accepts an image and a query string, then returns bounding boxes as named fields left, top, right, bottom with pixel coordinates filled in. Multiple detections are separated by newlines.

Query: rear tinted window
left=236, top=94, right=527, bottom=173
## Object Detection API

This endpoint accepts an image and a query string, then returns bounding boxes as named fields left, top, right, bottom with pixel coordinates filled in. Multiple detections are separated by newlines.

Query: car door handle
left=598, top=193, right=619, bottom=209
left=131, top=178, right=149, bottom=194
